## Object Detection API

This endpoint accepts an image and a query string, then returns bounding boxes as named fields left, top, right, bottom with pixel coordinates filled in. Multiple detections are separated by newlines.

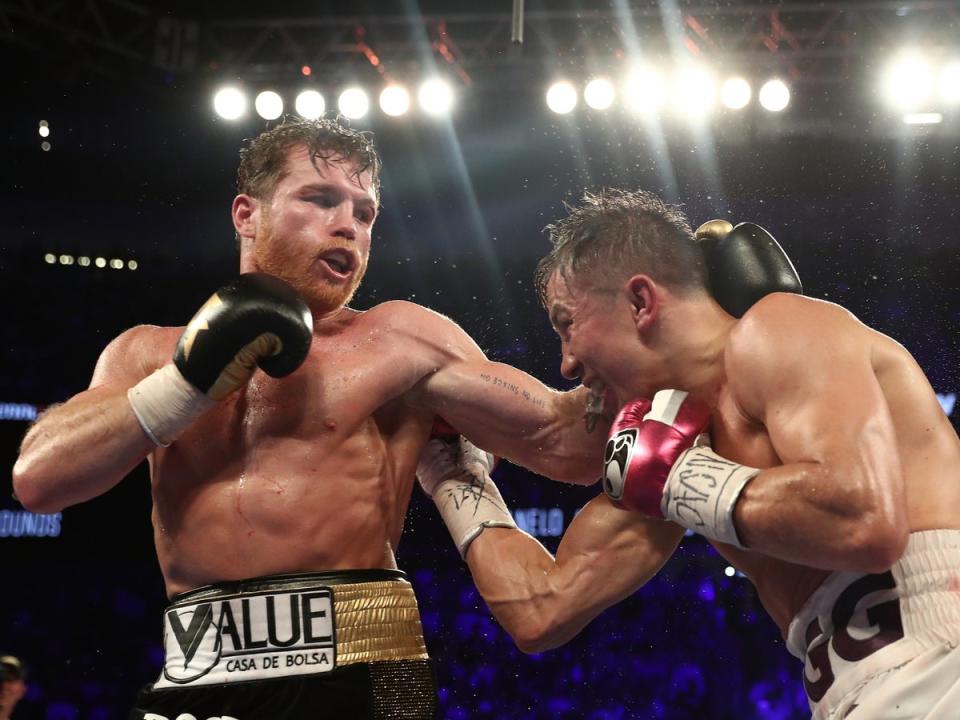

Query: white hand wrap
left=127, top=364, right=216, bottom=447
left=416, top=437, right=517, bottom=559
left=660, top=445, right=759, bottom=548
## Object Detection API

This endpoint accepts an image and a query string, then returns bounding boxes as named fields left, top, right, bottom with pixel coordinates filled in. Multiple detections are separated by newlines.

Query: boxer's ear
left=233, top=194, right=259, bottom=244
left=624, top=275, right=658, bottom=333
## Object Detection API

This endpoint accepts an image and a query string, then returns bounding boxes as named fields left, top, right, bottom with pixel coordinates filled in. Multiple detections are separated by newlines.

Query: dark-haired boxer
left=13, top=118, right=617, bottom=720
left=418, top=189, right=960, bottom=719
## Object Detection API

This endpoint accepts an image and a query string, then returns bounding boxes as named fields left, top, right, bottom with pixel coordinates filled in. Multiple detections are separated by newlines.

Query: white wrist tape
left=127, top=364, right=216, bottom=447
left=417, top=438, right=517, bottom=559
left=660, top=445, right=759, bottom=548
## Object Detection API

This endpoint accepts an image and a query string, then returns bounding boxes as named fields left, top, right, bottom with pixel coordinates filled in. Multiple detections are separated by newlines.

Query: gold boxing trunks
left=153, top=569, right=428, bottom=689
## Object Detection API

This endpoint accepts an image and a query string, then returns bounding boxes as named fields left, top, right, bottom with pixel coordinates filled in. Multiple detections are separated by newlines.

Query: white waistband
left=786, top=530, right=960, bottom=714
left=787, top=529, right=960, bottom=659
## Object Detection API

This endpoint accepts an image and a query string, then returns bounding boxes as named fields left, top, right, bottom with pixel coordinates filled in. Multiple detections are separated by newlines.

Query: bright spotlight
left=379, top=85, right=411, bottom=117
left=295, top=90, right=325, bottom=119
left=128, top=260, right=139, bottom=270
left=38, top=125, right=50, bottom=138
left=213, top=87, right=247, bottom=120
left=584, top=78, right=615, bottom=110
left=623, top=65, right=665, bottom=113
left=939, top=61, right=960, bottom=104
left=720, top=77, right=752, bottom=110
left=546, top=81, right=578, bottom=114
left=59, top=254, right=73, bottom=265
left=338, top=87, right=370, bottom=119
left=759, top=79, right=791, bottom=112
left=882, top=54, right=933, bottom=110
left=724, top=566, right=736, bottom=578
left=40, top=142, right=51, bottom=152
left=418, top=78, right=454, bottom=116
left=903, top=112, right=943, bottom=125
left=95, top=257, right=107, bottom=268
left=671, top=65, right=717, bottom=116
left=44, top=253, right=56, bottom=264
left=110, top=259, right=124, bottom=270
left=254, top=91, right=283, bottom=120
left=78, top=256, right=91, bottom=267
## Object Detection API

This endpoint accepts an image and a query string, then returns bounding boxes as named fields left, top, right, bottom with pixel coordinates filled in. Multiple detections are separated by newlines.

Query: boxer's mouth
left=318, top=249, right=357, bottom=279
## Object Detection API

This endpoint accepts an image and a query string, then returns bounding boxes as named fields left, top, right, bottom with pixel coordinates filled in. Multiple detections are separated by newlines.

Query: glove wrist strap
left=660, top=446, right=759, bottom=548
left=428, top=471, right=517, bottom=559
left=127, top=364, right=216, bottom=447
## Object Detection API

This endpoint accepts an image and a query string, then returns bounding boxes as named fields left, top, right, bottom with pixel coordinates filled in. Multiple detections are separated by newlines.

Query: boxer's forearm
left=466, top=496, right=682, bottom=653
left=465, top=527, right=595, bottom=654
left=13, top=386, right=155, bottom=513
left=733, top=462, right=908, bottom=573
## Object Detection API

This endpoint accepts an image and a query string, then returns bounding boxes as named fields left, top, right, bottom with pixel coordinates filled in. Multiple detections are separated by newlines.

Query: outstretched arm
left=399, top=303, right=611, bottom=484
left=417, top=438, right=683, bottom=653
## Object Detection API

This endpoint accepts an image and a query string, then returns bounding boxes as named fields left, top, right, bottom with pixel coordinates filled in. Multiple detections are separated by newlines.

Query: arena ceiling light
left=418, top=78, right=454, bottom=116
left=882, top=53, right=934, bottom=110
left=903, top=112, right=943, bottom=125
left=379, top=85, right=411, bottom=117
left=671, top=65, right=717, bottom=117
left=294, top=90, right=325, bottom=120
left=584, top=78, right=615, bottom=110
left=720, top=77, right=752, bottom=110
left=623, top=65, right=665, bottom=114
left=213, top=87, right=247, bottom=120
left=38, top=120, right=50, bottom=138
left=254, top=91, right=284, bottom=120
left=939, top=61, right=960, bottom=104
left=546, top=81, right=578, bottom=114
left=758, top=79, right=791, bottom=112
left=338, top=87, right=370, bottom=119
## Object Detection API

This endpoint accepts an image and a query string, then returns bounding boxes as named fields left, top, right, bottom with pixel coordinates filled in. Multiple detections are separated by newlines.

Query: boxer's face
left=0, top=677, right=25, bottom=712
left=545, top=269, right=646, bottom=408
left=250, top=144, right=378, bottom=315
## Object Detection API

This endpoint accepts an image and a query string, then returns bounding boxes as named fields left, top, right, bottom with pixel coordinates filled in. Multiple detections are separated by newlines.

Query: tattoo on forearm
left=479, top=373, right=546, bottom=409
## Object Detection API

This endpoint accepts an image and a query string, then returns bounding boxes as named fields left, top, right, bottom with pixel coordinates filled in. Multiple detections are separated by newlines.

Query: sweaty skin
left=12, top=146, right=606, bottom=599
left=457, top=288, right=960, bottom=652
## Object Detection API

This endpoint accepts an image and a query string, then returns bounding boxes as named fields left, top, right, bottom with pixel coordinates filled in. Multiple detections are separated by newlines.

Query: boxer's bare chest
left=708, top=387, right=830, bottom=631
left=153, top=314, right=430, bottom=489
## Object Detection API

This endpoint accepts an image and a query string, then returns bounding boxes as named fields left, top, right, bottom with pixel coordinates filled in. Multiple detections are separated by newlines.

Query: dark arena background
left=3, top=1, right=959, bottom=718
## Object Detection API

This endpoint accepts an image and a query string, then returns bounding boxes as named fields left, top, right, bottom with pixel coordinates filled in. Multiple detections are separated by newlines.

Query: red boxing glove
left=431, top=416, right=460, bottom=439
left=602, top=391, right=710, bottom=516
left=602, top=389, right=759, bottom=547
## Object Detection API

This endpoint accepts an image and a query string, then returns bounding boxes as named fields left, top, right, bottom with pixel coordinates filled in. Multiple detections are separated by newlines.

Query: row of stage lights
left=213, top=51, right=960, bottom=125
left=44, top=253, right=138, bottom=270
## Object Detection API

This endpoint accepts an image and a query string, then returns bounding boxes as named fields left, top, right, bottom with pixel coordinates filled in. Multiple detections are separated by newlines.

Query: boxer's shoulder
left=91, top=324, right=182, bottom=388
left=359, top=300, right=477, bottom=347
left=730, top=293, right=865, bottom=360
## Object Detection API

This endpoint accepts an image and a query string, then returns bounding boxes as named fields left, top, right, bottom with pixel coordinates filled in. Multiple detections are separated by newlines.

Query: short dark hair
left=237, top=117, right=381, bottom=201
left=535, top=188, right=707, bottom=306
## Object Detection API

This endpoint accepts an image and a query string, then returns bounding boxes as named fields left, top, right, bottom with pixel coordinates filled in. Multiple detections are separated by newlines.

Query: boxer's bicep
left=732, top=296, right=904, bottom=518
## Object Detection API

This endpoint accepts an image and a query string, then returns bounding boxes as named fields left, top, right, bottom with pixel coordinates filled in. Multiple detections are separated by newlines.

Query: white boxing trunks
left=786, top=530, right=960, bottom=719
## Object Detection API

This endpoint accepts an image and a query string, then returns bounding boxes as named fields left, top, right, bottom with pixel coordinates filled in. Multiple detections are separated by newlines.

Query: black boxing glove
left=128, top=273, right=313, bottom=446
left=697, top=220, right=802, bottom=318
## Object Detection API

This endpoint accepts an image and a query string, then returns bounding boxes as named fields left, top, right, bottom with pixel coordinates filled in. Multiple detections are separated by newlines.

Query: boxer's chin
left=301, top=277, right=362, bottom=315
